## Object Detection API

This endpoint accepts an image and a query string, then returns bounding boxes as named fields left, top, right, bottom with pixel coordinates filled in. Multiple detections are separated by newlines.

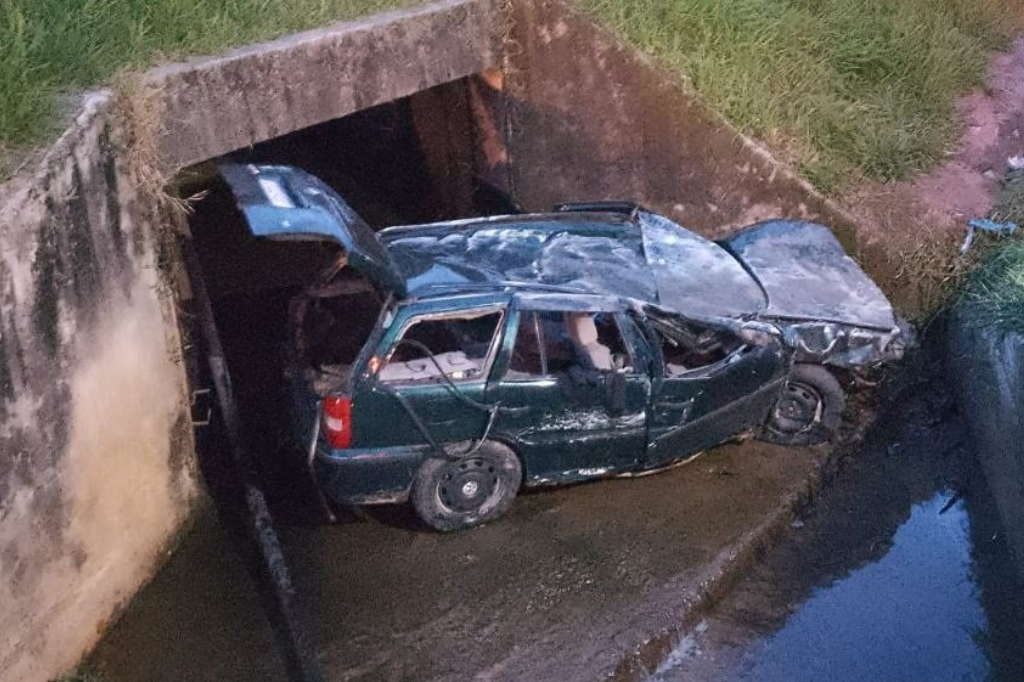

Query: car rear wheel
left=411, top=441, right=522, bottom=532
left=760, top=364, right=845, bottom=446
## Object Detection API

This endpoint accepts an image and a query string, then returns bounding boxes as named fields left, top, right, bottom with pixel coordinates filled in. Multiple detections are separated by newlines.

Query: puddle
left=651, top=364, right=1024, bottom=682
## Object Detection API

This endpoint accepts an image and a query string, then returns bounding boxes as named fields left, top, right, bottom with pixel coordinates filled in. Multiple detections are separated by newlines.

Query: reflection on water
left=657, top=365, right=1024, bottom=682
left=730, top=496, right=986, bottom=682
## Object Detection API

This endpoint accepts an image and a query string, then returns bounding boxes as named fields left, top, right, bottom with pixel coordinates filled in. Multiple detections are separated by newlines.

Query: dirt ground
left=847, top=38, right=1024, bottom=246
left=88, top=435, right=836, bottom=682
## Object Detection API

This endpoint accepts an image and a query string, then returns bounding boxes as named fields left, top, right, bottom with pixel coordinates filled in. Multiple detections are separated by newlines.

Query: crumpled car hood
left=723, top=220, right=897, bottom=331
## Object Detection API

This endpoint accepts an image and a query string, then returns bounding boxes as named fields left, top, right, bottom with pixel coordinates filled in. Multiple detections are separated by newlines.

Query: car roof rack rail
left=554, top=201, right=648, bottom=219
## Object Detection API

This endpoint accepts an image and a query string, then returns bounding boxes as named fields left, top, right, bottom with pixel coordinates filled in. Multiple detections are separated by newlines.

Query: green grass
left=958, top=175, right=1024, bottom=334
left=2, top=0, right=1022, bottom=190
left=0, top=0, right=416, bottom=157
left=961, top=239, right=1024, bottom=334
left=580, top=0, right=1022, bottom=190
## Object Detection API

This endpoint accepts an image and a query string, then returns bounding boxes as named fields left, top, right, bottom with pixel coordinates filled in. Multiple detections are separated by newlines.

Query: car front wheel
left=760, top=364, right=845, bottom=446
left=411, top=441, right=522, bottom=532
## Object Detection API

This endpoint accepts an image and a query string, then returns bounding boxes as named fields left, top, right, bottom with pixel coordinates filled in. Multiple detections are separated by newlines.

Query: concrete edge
left=144, top=0, right=487, bottom=80
left=607, top=444, right=845, bottom=681
left=946, top=309, right=1024, bottom=576
left=0, top=91, right=112, bottom=204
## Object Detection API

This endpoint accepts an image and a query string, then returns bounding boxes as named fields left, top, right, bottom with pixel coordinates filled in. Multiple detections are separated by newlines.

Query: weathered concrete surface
left=88, top=440, right=834, bottom=682
left=496, top=1, right=864, bottom=244
left=150, top=0, right=502, bottom=170
left=948, top=316, right=1024, bottom=579
left=0, top=94, right=200, bottom=682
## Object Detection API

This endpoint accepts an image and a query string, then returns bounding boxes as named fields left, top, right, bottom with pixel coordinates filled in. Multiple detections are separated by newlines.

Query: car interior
left=655, top=319, right=743, bottom=376
left=378, top=311, right=503, bottom=383
left=506, top=311, right=629, bottom=380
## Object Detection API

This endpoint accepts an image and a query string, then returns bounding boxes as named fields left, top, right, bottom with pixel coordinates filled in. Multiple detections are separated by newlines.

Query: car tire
left=411, top=441, right=523, bottom=532
left=760, top=364, right=845, bottom=446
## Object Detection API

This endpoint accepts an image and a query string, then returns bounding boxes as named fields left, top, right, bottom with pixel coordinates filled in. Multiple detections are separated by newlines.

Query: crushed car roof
left=380, top=212, right=768, bottom=318
left=220, top=164, right=897, bottom=331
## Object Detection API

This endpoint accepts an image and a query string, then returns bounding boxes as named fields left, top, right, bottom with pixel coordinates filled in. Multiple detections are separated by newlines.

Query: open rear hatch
left=219, top=163, right=407, bottom=298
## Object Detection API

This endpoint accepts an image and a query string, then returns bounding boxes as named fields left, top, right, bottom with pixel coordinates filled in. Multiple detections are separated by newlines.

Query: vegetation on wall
left=959, top=176, right=1024, bottom=334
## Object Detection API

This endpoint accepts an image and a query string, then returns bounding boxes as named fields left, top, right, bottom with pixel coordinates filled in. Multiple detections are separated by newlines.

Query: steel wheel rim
left=437, top=457, right=500, bottom=513
left=772, top=381, right=824, bottom=434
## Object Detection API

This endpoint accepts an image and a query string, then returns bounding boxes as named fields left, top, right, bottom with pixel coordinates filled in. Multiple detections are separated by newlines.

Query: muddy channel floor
left=88, top=353, right=1023, bottom=682
left=89, top=428, right=833, bottom=681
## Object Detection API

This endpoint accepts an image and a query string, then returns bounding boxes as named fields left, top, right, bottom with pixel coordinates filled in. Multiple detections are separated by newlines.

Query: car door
left=352, top=297, right=509, bottom=450
left=486, top=299, right=650, bottom=483
left=644, top=314, right=788, bottom=468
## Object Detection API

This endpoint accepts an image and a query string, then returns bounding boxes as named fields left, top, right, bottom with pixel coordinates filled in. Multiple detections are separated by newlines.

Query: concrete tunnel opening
left=176, top=74, right=512, bottom=515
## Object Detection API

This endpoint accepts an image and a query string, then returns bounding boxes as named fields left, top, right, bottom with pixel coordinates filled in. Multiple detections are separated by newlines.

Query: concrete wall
left=948, top=317, right=1024, bottom=579
left=487, top=0, right=891, bottom=282
left=0, top=95, right=199, bottom=682
left=150, top=0, right=501, bottom=171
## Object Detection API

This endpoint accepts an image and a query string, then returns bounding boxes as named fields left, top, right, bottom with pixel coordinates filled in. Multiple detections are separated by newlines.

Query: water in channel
left=651, top=358, right=1024, bottom=682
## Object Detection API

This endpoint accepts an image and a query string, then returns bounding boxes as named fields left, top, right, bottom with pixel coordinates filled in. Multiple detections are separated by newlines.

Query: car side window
left=653, top=318, right=743, bottom=377
left=378, top=311, right=502, bottom=384
left=506, top=310, right=630, bottom=381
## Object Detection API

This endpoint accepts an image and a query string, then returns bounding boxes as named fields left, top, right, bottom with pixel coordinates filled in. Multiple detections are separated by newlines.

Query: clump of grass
left=960, top=239, right=1024, bottom=334
left=957, top=173, right=1024, bottom=334
left=0, top=0, right=417, bottom=160
left=891, top=229, right=977, bottom=320
left=581, top=0, right=1024, bottom=191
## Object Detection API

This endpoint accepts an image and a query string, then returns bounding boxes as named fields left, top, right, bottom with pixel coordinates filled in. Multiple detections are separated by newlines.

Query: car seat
left=565, top=313, right=613, bottom=371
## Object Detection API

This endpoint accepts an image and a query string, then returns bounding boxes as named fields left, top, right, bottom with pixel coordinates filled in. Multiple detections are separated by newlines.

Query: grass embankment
left=0, top=0, right=416, bottom=175
left=581, top=0, right=1022, bottom=191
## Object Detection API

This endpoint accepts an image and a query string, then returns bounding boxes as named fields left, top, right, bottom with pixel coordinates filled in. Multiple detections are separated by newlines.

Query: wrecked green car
left=222, top=163, right=908, bottom=532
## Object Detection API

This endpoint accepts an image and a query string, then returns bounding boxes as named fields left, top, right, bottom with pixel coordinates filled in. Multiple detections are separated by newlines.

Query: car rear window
left=378, top=311, right=503, bottom=384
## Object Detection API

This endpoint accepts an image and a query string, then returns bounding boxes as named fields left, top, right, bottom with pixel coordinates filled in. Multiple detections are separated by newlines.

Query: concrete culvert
left=178, top=86, right=502, bottom=508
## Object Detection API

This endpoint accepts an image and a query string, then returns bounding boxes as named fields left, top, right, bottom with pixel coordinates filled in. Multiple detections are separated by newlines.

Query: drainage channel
left=645, top=346, right=1024, bottom=682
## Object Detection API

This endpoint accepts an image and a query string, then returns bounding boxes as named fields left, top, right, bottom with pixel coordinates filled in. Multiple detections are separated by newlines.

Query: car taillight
left=322, top=395, right=352, bottom=449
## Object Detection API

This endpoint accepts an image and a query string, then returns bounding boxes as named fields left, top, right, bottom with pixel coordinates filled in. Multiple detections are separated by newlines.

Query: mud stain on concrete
left=0, top=270, right=196, bottom=682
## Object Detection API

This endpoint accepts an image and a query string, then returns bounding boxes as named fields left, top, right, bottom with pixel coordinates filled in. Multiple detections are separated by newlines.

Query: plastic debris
left=961, top=218, right=1019, bottom=255
left=1009, top=155, right=1024, bottom=170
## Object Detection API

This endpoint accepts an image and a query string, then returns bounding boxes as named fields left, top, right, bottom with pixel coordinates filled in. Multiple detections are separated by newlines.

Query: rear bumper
left=312, top=445, right=431, bottom=505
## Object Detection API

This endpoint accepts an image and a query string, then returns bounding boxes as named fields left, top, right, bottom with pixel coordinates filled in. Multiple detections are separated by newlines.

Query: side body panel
left=486, top=308, right=650, bottom=484
left=645, top=322, right=789, bottom=468
left=350, top=295, right=509, bottom=450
